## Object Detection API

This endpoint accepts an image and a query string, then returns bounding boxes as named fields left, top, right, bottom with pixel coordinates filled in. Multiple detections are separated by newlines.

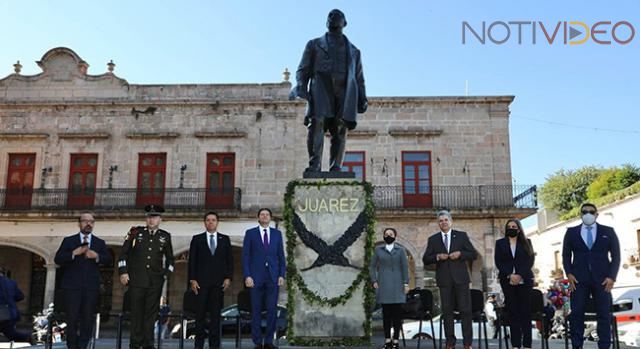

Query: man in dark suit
left=423, top=210, right=478, bottom=349
left=563, top=203, right=620, bottom=349
left=0, top=267, right=30, bottom=343
left=188, top=211, right=233, bottom=349
left=54, top=212, right=112, bottom=349
left=242, top=208, right=286, bottom=349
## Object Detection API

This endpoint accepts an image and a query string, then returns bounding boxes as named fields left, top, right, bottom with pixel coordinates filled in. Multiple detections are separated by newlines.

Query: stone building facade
left=0, top=48, right=536, bottom=320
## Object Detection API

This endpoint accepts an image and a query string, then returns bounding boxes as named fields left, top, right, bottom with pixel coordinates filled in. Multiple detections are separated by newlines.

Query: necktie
left=263, top=229, right=269, bottom=251
left=443, top=233, right=449, bottom=253
left=209, top=234, right=216, bottom=255
left=83, top=235, right=88, bottom=245
left=586, top=226, right=594, bottom=249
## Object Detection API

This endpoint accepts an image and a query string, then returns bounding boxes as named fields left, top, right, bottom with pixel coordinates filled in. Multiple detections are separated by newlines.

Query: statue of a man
left=289, top=9, right=368, bottom=174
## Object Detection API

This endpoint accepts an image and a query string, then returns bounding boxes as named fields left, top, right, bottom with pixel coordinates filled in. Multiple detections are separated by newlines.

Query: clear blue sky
left=1, top=0, right=638, bottom=187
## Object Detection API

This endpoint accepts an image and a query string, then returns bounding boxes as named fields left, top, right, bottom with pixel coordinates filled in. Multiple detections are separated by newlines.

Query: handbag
left=402, top=288, right=422, bottom=316
left=0, top=279, right=13, bottom=322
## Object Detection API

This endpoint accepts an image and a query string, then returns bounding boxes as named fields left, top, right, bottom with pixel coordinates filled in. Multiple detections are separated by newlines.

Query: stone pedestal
left=285, top=179, right=374, bottom=345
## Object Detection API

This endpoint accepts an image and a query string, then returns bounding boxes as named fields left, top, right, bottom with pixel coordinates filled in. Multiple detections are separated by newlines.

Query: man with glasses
left=563, top=203, right=621, bottom=349
left=54, top=212, right=112, bottom=349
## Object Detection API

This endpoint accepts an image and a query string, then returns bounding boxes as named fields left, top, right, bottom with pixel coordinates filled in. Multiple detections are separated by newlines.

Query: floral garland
left=284, top=179, right=376, bottom=346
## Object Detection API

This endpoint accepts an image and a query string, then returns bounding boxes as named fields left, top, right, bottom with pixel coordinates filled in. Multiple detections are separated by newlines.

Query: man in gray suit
left=423, top=210, right=478, bottom=349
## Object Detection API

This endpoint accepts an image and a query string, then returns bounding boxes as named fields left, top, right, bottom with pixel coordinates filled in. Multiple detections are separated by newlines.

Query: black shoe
left=264, top=344, right=277, bottom=349
left=253, top=345, right=263, bottom=349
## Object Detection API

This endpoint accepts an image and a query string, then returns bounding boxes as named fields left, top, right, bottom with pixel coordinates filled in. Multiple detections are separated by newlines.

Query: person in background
left=484, top=294, right=498, bottom=339
left=154, top=297, right=171, bottom=340
left=0, top=266, right=31, bottom=343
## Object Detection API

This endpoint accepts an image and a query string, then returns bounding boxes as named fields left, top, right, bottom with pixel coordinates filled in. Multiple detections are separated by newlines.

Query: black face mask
left=384, top=236, right=395, bottom=244
left=505, top=228, right=519, bottom=238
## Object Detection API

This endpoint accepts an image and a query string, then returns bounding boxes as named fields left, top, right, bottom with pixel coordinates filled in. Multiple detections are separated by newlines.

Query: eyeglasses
left=80, top=220, right=95, bottom=224
left=581, top=210, right=596, bottom=215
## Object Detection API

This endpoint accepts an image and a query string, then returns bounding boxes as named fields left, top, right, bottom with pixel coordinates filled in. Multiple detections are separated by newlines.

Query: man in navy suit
left=188, top=211, right=233, bottom=349
left=0, top=267, right=30, bottom=342
left=242, top=208, right=286, bottom=349
left=563, top=203, right=620, bottom=349
left=54, top=212, right=112, bottom=349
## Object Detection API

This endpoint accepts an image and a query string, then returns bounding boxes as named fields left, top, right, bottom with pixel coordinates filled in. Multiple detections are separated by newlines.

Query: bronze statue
left=289, top=9, right=368, bottom=174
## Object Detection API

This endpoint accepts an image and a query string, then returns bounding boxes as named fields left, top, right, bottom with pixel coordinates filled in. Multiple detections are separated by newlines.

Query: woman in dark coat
left=370, top=228, right=409, bottom=349
left=494, top=218, right=535, bottom=349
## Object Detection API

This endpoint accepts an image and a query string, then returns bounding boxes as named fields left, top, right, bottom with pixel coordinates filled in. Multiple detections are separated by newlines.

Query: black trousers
left=382, top=303, right=403, bottom=340
left=194, top=284, right=223, bottom=349
left=440, top=283, right=473, bottom=346
left=64, top=288, right=99, bottom=349
left=0, top=320, right=30, bottom=342
left=129, top=285, right=163, bottom=349
left=500, top=281, right=532, bottom=348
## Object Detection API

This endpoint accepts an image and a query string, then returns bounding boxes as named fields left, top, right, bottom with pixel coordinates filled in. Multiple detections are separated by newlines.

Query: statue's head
left=326, top=9, right=347, bottom=32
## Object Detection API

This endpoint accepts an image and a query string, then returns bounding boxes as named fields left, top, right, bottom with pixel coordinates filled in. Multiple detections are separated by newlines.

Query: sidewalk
left=3, top=337, right=623, bottom=349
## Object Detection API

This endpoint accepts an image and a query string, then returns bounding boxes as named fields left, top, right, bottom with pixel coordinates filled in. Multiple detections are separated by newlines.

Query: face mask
left=582, top=213, right=596, bottom=226
left=384, top=236, right=395, bottom=244
left=505, top=228, right=519, bottom=238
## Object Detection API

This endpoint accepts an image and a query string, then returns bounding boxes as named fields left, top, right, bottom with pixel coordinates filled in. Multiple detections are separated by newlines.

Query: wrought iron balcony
left=372, top=185, right=537, bottom=210
left=0, top=187, right=241, bottom=212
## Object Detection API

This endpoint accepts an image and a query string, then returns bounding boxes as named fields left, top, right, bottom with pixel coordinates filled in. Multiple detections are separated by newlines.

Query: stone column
left=43, top=263, right=57, bottom=308
left=414, top=267, right=425, bottom=288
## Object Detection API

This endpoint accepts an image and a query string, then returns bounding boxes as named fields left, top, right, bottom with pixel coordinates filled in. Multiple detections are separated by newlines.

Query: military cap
left=144, top=204, right=165, bottom=216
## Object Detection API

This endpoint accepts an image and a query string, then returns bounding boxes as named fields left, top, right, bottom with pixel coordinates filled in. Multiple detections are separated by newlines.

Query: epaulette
left=125, top=226, right=144, bottom=241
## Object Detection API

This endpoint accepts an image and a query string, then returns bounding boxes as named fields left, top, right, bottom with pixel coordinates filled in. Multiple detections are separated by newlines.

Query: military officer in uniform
left=118, top=205, right=175, bottom=349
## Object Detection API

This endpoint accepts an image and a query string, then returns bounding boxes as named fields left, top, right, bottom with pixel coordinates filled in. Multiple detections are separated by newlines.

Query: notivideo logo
left=462, top=21, right=635, bottom=45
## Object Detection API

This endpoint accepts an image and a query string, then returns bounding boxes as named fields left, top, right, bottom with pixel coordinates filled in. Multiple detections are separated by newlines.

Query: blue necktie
left=209, top=234, right=216, bottom=255
left=586, top=226, right=594, bottom=249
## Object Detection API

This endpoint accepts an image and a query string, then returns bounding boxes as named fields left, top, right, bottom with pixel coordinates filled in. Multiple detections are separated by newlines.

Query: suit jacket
left=54, top=233, right=112, bottom=290
left=423, top=230, right=478, bottom=287
left=188, top=232, right=233, bottom=288
left=562, top=223, right=620, bottom=284
left=494, top=238, right=535, bottom=286
left=242, top=226, right=286, bottom=285
left=294, top=33, right=367, bottom=124
left=0, top=276, right=24, bottom=321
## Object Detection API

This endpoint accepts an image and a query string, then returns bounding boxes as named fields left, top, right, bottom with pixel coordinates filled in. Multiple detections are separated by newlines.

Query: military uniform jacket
left=118, top=226, right=175, bottom=288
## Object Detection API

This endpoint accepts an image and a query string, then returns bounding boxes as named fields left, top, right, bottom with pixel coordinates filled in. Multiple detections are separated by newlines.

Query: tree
left=587, top=164, right=640, bottom=200
left=539, top=166, right=603, bottom=213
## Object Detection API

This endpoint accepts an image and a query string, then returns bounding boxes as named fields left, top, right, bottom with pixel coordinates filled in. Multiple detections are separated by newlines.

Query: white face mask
left=582, top=213, right=596, bottom=226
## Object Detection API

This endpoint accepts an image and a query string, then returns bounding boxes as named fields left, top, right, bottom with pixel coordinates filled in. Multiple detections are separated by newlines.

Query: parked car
left=172, top=304, right=287, bottom=339
left=618, top=322, right=640, bottom=347
left=612, top=287, right=640, bottom=324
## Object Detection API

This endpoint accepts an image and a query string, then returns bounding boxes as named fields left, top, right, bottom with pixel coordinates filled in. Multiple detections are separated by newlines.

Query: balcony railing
left=0, top=184, right=536, bottom=213
left=372, top=185, right=537, bottom=210
left=0, top=188, right=241, bottom=212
